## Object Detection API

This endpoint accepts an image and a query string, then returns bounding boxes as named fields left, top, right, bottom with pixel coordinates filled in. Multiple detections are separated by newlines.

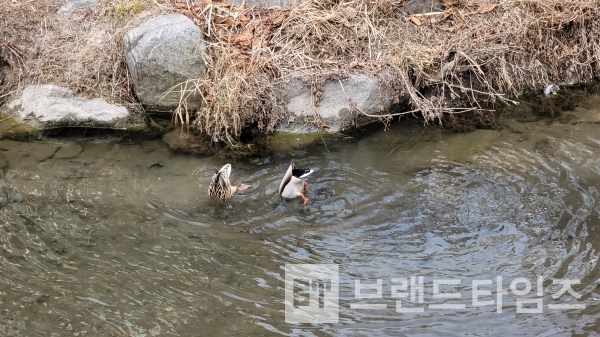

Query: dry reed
left=0, top=0, right=175, bottom=106
left=173, top=0, right=600, bottom=138
left=1, top=0, right=599, bottom=141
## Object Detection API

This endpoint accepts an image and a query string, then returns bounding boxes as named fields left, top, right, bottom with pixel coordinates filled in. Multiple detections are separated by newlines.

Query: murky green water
left=1, top=102, right=600, bottom=336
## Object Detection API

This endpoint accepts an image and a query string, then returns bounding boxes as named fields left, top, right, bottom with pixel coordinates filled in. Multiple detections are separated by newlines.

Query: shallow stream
left=1, top=100, right=600, bottom=336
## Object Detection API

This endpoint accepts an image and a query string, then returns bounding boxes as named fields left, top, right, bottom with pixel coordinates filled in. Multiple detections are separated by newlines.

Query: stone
left=404, top=0, right=442, bottom=13
left=266, top=132, right=327, bottom=153
left=0, top=152, right=8, bottom=173
left=58, top=0, right=97, bottom=15
left=162, top=130, right=219, bottom=155
left=55, top=142, right=84, bottom=159
left=275, top=74, right=394, bottom=133
left=123, top=14, right=206, bottom=110
left=31, top=144, right=60, bottom=162
left=6, top=85, right=147, bottom=132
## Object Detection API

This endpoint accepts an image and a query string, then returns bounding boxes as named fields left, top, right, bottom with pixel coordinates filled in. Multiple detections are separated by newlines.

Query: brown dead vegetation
left=0, top=0, right=175, bottom=106
left=1, top=0, right=600, bottom=142
left=174, top=0, right=600, bottom=140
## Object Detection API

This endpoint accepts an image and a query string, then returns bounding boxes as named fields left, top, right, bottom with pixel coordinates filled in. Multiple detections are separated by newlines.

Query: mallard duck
left=208, top=164, right=248, bottom=199
left=279, top=160, right=313, bottom=205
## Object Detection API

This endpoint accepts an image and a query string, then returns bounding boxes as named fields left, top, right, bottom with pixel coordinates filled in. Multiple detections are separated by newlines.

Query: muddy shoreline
left=1, top=80, right=597, bottom=160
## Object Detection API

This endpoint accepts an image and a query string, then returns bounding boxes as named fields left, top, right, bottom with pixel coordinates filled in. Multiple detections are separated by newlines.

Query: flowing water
left=1, top=104, right=600, bottom=336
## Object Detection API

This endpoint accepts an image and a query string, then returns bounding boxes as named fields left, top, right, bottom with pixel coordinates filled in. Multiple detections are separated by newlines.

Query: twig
left=412, top=11, right=444, bottom=17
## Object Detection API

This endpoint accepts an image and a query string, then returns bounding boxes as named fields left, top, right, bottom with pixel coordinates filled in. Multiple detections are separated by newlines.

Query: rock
left=501, top=118, right=528, bottom=134
left=0, top=115, right=38, bottom=140
left=266, top=132, right=327, bottom=153
left=229, top=0, right=302, bottom=9
left=0, top=152, right=8, bottom=174
left=162, top=129, right=219, bottom=155
left=55, top=142, right=84, bottom=159
left=5, top=85, right=147, bottom=132
left=405, top=0, right=443, bottom=13
left=123, top=14, right=206, bottom=110
left=6, top=188, right=23, bottom=203
left=2, top=140, right=60, bottom=162
left=31, top=144, right=60, bottom=162
left=275, top=74, right=394, bottom=133
left=57, top=0, right=97, bottom=15
left=0, top=140, right=64, bottom=168
left=161, top=129, right=270, bottom=158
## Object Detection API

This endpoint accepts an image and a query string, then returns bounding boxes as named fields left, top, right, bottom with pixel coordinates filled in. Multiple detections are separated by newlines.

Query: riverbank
left=1, top=0, right=599, bottom=155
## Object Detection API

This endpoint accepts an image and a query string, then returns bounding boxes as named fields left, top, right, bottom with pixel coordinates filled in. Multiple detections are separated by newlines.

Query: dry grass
left=169, top=0, right=291, bottom=141
left=1, top=0, right=600, bottom=141
left=193, top=45, right=284, bottom=141
left=0, top=0, right=175, bottom=107
left=171, top=0, right=600, bottom=139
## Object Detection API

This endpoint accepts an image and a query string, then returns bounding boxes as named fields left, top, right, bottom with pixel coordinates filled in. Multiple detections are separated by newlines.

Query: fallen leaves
left=436, top=7, right=455, bottom=24
left=409, top=15, right=422, bottom=26
left=270, top=12, right=287, bottom=26
left=441, top=0, right=459, bottom=7
left=231, top=28, right=253, bottom=43
left=174, top=1, right=203, bottom=17
left=174, top=2, right=187, bottom=9
left=477, top=3, right=497, bottom=14
left=173, top=0, right=290, bottom=53
left=229, top=11, right=290, bottom=50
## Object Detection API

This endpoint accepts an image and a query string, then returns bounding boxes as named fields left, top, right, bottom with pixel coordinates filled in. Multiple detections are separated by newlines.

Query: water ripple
left=0, top=122, right=599, bottom=335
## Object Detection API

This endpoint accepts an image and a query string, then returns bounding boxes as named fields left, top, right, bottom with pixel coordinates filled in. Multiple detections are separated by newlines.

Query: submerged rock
left=30, top=144, right=60, bottom=162
left=405, top=0, right=443, bottom=13
left=123, top=14, right=206, bottom=110
left=162, top=129, right=220, bottom=156
left=275, top=74, right=394, bottom=133
left=0, top=152, right=8, bottom=175
left=5, top=85, right=147, bottom=134
left=54, top=142, right=84, bottom=160
left=161, top=128, right=273, bottom=158
left=266, top=132, right=328, bottom=153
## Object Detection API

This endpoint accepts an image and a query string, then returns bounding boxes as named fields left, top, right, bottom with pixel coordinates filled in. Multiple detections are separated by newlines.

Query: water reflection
left=0, top=114, right=599, bottom=336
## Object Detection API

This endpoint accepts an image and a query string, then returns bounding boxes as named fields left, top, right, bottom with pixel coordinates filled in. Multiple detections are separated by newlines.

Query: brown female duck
left=208, top=164, right=248, bottom=199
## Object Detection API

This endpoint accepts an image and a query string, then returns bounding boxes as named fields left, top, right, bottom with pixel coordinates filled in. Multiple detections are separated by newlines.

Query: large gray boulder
left=275, top=74, right=394, bottom=133
left=123, top=14, right=206, bottom=110
left=5, top=84, right=146, bottom=131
